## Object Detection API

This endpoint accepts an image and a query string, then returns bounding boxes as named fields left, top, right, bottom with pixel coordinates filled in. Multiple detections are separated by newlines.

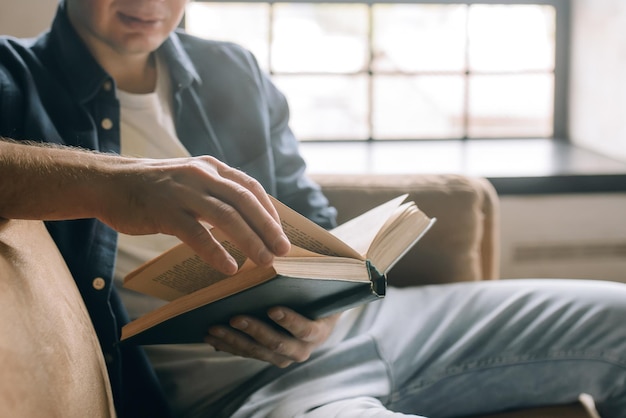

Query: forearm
left=0, top=138, right=290, bottom=273
left=0, top=138, right=115, bottom=221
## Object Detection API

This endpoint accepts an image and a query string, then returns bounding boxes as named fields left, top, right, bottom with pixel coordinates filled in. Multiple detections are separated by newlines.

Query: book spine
left=367, top=260, right=387, bottom=296
left=302, top=261, right=386, bottom=319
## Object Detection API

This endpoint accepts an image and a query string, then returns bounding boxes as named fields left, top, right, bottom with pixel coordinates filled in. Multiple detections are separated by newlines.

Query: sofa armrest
left=0, top=219, right=116, bottom=417
left=311, top=174, right=500, bottom=286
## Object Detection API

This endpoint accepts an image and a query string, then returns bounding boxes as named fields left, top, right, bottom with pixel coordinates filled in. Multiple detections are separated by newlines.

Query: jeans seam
left=388, top=349, right=626, bottom=404
left=370, top=333, right=397, bottom=405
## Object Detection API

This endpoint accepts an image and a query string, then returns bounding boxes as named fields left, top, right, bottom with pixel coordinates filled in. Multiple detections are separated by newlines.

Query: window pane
left=373, top=75, right=464, bottom=139
left=372, top=4, right=467, bottom=72
left=272, top=4, right=369, bottom=73
left=185, top=3, right=270, bottom=69
left=468, top=5, right=556, bottom=72
left=468, top=74, right=554, bottom=138
left=185, top=1, right=561, bottom=141
left=273, top=75, right=369, bottom=140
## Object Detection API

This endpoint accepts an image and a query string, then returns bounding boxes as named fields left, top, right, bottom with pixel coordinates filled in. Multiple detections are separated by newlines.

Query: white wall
left=499, top=194, right=626, bottom=283
left=0, top=0, right=57, bottom=37
left=570, top=0, right=626, bottom=162
left=497, top=0, right=626, bottom=283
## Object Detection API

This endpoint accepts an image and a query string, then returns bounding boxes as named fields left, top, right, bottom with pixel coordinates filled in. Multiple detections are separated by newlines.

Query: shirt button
left=102, top=80, right=113, bottom=92
left=104, top=352, right=115, bottom=364
left=92, top=277, right=106, bottom=290
left=101, top=118, right=113, bottom=130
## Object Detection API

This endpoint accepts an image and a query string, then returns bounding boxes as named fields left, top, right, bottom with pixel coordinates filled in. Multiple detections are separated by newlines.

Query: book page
left=270, top=196, right=362, bottom=259
left=329, top=194, right=409, bottom=256
left=123, top=228, right=248, bottom=301
left=368, top=207, right=436, bottom=273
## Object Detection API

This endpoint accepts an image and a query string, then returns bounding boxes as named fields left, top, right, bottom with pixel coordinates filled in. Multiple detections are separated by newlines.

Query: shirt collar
left=49, top=1, right=201, bottom=105
left=159, top=31, right=202, bottom=92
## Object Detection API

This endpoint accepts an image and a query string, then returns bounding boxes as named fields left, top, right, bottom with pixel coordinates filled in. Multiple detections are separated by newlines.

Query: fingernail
left=209, top=327, right=225, bottom=337
left=223, top=257, right=238, bottom=274
left=268, top=309, right=284, bottom=321
left=232, top=319, right=248, bottom=330
left=274, top=235, right=290, bottom=254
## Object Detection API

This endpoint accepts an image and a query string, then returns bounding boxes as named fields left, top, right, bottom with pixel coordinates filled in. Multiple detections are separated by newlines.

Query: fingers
left=210, top=158, right=281, bottom=224
left=172, top=214, right=240, bottom=275
left=176, top=193, right=281, bottom=273
left=119, top=156, right=291, bottom=273
left=267, top=307, right=325, bottom=343
left=205, top=321, right=301, bottom=368
left=183, top=157, right=290, bottom=267
left=203, top=308, right=341, bottom=367
left=100, top=155, right=290, bottom=274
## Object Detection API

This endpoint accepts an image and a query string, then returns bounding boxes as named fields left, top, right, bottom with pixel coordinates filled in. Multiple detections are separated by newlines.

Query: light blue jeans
left=214, top=279, right=626, bottom=418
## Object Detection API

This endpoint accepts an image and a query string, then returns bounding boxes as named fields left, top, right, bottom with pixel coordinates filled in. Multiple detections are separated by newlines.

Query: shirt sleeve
left=260, top=69, right=338, bottom=230
left=0, top=43, right=23, bottom=138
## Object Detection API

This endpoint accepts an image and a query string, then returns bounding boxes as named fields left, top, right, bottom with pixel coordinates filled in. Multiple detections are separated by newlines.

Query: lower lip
left=118, top=13, right=161, bottom=30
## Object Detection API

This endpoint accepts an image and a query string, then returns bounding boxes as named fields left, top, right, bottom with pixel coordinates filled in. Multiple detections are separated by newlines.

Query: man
left=1, top=1, right=625, bottom=417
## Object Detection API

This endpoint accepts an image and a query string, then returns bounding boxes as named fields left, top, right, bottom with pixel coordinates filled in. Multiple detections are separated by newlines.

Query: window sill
left=299, top=138, right=626, bottom=195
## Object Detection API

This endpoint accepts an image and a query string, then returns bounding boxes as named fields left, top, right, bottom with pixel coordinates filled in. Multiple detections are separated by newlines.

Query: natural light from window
left=185, top=2, right=556, bottom=142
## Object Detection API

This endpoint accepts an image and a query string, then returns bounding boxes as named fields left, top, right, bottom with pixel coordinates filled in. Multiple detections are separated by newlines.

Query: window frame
left=185, top=0, right=571, bottom=142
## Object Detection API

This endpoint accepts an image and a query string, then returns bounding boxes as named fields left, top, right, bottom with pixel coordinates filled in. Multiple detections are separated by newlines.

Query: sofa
left=0, top=173, right=594, bottom=417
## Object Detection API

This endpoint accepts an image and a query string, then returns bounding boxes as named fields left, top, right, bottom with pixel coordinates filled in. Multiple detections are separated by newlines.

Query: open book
left=120, top=194, right=435, bottom=345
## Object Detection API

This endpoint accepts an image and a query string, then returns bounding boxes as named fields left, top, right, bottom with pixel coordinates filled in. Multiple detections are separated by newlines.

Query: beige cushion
left=0, top=219, right=116, bottom=418
left=313, top=174, right=500, bottom=286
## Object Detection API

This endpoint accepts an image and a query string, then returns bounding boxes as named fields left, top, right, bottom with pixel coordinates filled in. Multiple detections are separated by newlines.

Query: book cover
left=121, top=261, right=385, bottom=345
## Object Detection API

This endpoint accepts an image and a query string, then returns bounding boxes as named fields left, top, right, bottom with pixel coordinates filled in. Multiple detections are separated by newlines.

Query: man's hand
left=96, top=155, right=291, bottom=273
left=0, top=140, right=290, bottom=273
left=204, top=308, right=342, bottom=367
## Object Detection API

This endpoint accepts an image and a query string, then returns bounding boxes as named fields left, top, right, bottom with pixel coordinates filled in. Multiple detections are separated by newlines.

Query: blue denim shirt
left=0, top=3, right=336, bottom=416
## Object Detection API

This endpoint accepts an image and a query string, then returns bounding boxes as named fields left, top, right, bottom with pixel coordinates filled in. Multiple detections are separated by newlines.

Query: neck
left=67, top=22, right=159, bottom=93
left=104, top=52, right=158, bottom=94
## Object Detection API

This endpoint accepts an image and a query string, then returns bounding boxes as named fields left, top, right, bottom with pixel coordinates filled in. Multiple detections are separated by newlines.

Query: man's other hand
left=204, top=308, right=342, bottom=367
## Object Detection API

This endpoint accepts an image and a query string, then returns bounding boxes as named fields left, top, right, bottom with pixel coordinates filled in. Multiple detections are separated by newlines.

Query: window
left=185, top=1, right=568, bottom=142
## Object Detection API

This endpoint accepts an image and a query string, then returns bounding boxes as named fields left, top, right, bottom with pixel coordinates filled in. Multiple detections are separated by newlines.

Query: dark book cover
left=121, top=260, right=386, bottom=346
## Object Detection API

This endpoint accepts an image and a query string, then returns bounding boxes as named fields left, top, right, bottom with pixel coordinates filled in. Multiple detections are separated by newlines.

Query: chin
left=118, top=35, right=168, bottom=55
